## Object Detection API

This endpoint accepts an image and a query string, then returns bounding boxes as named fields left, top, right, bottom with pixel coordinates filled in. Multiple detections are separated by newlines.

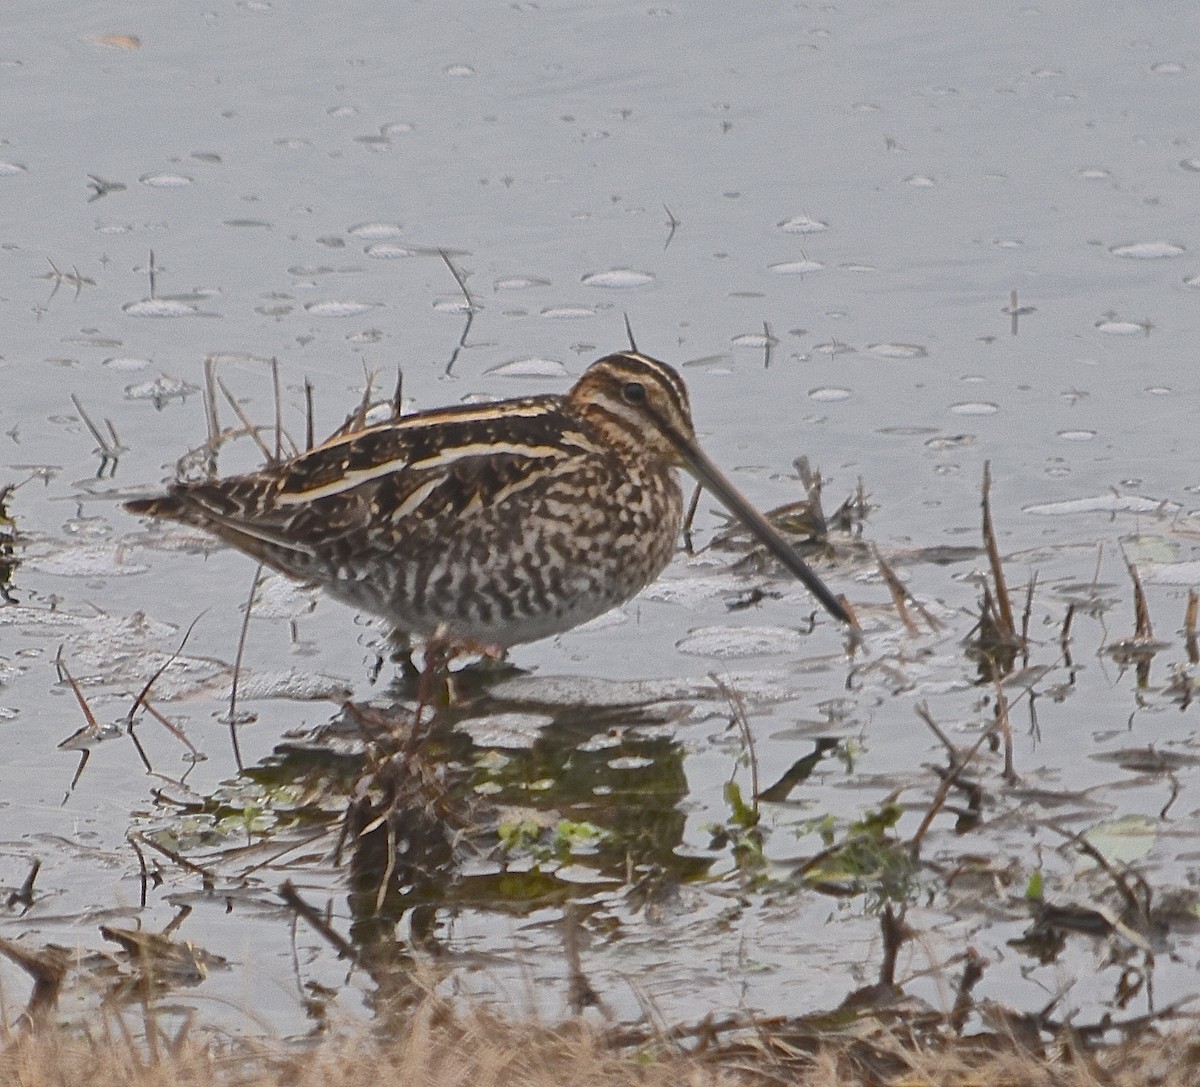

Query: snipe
left=126, top=352, right=852, bottom=646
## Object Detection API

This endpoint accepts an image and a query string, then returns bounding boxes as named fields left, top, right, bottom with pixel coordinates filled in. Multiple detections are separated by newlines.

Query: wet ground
left=1, top=0, right=1198, bottom=1043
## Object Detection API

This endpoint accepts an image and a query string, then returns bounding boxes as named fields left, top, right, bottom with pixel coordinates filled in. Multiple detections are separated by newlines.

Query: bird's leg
left=408, top=630, right=504, bottom=741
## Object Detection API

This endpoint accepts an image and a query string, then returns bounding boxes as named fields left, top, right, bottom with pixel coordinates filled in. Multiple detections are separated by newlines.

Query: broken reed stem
left=203, top=356, right=221, bottom=451
left=992, top=673, right=1018, bottom=785
left=1060, top=603, right=1076, bottom=666
left=225, top=564, right=265, bottom=773
left=216, top=377, right=275, bottom=464
left=304, top=378, right=315, bottom=452
left=910, top=709, right=994, bottom=859
left=271, top=356, right=283, bottom=462
left=1186, top=589, right=1199, bottom=665
left=981, top=461, right=1017, bottom=640
left=1124, top=553, right=1154, bottom=641
left=873, top=545, right=919, bottom=636
left=278, top=880, right=359, bottom=962
left=1020, top=572, right=1037, bottom=660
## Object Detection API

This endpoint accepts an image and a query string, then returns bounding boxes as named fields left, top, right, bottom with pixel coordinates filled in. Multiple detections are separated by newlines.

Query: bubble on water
left=1077, top=167, right=1111, bottom=179
left=1144, top=386, right=1172, bottom=396
left=381, top=121, right=413, bottom=136
left=541, top=305, right=595, bottom=319
left=139, top=173, right=193, bottom=188
left=1109, top=241, right=1185, bottom=259
left=1150, top=61, right=1185, bottom=74
left=808, top=387, right=851, bottom=402
left=486, top=357, right=568, bottom=378
left=432, top=297, right=471, bottom=313
left=1057, top=429, right=1096, bottom=442
left=904, top=174, right=936, bottom=187
left=349, top=222, right=404, bottom=239
left=769, top=259, right=824, bottom=275
left=949, top=401, right=998, bottom=416
left=581, top=268, right=654, bottom=288
left=1094, top=317, right=1147, bottom=335
left=444, top=64, right=475, bottom=77
left=840, top=262, right=877, bottom=272
left=122, top=299, right=198, bottom=317
left=364, top=242, right=418, bottom=259
left=495, top=276, right=550, bottom=290
left=731, top=333, right=775, bottom=348
left=224, top=218, right=271, bottom=229
left=304, top=300, right=377, bottom=317
left=868, top=342, right=927, bottom=359
left=327, top=104, right=357, bottom=117
left=0, top=161, right=27, bottom=176
left=274, top=137, right=312, bottom=149
left=103, top=356, right=152, bottom=372
left=777, top=214, right=828, bottom=234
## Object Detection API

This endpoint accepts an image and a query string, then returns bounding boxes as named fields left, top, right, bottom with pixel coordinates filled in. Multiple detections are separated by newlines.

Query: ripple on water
left=1094, top=317, right=1147, bottom=335
left=348, top=222, right=404, bottom=239
left=303, top=300, right=377, bottom=317
left=812, top=341, right=856, bottom=356
left=949, top=401, right=999, bottom=416
left=124, top=374, right=198, bottom=406
left=581, top=268, right=654, bottom=288
left=808, top=387, right=851, bottom=402
left=139, top=173, right=193, bottom=188
left=1109, top=241, right=1185, bottom=259
left=676, top=625, right=810, bottom=659
left=102, top=356, right=152, bottom=372
left=0, top=161, right=27, bottom=176
left=924, top=433, right=974, bottom=449
left=495, top=276, right=551, bottom=290
left=25, top=544, right=148, bottom=577
left=365, top=243, right=418, bottom=259
left=485, top=357, right=568, bottom=378
left=867, top=342, right=927, bottom=359
left=768, top=259, right=824, bottom=275
left=122, top=299, right=198, bottom=317
left=541, top=305, right=595, bottom=319
left=777, top=214, right=828, bottom=234
left=1024, top=494, right=1181, bottom=516
left=1057, top=429, right=1096, bottom=442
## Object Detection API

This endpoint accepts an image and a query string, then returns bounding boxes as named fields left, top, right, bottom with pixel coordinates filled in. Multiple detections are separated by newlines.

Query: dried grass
left=0, top=1002, right=1197, bottom=1087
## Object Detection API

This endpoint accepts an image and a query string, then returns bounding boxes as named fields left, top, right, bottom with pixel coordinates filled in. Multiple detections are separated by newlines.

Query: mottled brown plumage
left=126, top=352, right=850, bottom=646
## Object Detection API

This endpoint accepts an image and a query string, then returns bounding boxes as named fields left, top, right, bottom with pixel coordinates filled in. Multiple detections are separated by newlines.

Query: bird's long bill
left=674, top=437, right=853, bottom=627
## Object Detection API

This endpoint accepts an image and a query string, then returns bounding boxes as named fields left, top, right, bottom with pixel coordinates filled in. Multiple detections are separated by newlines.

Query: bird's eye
left=622, top=381, right=647, bottom=404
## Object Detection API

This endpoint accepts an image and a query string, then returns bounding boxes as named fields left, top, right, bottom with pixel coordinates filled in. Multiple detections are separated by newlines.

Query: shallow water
left=0, top=0, right=1198, bottom=1040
